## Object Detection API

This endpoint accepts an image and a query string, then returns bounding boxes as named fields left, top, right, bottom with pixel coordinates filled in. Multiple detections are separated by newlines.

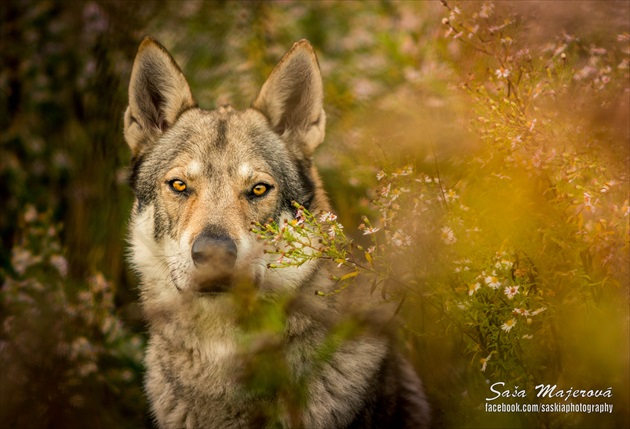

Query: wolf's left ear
left=124, top=37, right=196, bottom=157
left=252, top=40, right=325, bottom=158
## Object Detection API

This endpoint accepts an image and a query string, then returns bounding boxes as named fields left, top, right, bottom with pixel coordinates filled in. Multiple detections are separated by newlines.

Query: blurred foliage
left=1, top=207, right=145, bottom=428
left=1, top=1, right=629, bottom=428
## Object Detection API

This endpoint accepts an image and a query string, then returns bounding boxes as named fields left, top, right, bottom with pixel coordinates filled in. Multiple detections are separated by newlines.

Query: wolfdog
left=124, top=37, right=431, bottom=429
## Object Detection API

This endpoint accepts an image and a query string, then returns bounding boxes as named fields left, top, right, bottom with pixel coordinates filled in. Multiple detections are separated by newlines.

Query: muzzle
left=191, top=227, right=238, bottom=293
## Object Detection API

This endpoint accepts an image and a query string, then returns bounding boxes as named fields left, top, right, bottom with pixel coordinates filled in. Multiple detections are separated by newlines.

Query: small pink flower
left=380, top=183, right=391, bottom=197
left=328, top=224, right=343, bottom=238
left=319, top=212, right=337, bottom=223
left=504, top=285, right=519, bottom=299
left=495, top=67, right=511, bottom=79
left=363, top=227, right=380, bottom=235
left=512, top=307, right=530, bottom=317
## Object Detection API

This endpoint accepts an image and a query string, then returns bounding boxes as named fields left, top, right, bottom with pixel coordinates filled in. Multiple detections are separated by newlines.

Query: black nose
left=191, top=233, right=237, bottom=268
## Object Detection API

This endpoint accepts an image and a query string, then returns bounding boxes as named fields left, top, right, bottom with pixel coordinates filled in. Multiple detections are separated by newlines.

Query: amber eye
left=169, top=179, right=187, bottom=193
left=251, top=183, right=270, bottom=197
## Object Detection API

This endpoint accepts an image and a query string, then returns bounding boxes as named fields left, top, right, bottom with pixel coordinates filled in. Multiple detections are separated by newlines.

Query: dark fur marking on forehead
left=215, top=119, right=228, bottom=149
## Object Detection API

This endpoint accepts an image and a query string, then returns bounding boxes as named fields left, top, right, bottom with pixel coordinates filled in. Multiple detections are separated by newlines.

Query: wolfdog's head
left=124, top=38, right=329, bottom=302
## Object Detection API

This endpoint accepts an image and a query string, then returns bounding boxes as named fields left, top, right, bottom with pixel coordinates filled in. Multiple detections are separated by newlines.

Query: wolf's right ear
left=124, top=37, right=196, bottom=157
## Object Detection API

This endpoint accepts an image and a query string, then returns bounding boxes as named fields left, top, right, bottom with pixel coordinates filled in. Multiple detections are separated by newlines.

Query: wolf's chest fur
left=125, top=37, right=431, bottom=429
left=143, top=287, right=393, bottom=428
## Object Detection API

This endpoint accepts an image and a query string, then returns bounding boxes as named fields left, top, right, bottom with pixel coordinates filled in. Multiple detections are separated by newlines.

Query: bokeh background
left=1, top=1, right=628, bottom=428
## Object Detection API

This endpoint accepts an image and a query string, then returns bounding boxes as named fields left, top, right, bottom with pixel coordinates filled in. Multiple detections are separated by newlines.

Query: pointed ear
left=124, top=37, right=196, bottom=157
left=252, top=39, right=326, bottom=158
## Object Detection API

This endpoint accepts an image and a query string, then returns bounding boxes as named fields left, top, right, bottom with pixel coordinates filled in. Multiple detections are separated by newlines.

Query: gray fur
left=125, top=37, right=431, bottom=429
